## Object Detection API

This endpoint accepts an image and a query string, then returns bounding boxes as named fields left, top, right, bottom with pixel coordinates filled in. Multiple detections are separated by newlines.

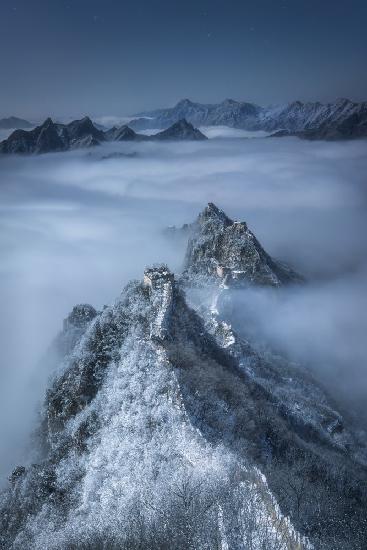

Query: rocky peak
left=175, top=98, right=194, bottom=108
left=198, top=202, right=233, bottom=227
left=113, top=125, right=138, bottom=141
left=336, top=97, right=352, bottom=106
left=75, top=116, right=93, bottom=127
left=39, top=117, right=54, bottom=129
left=289, top=100, right=303, bottom=109
left=222, top=98, right=237, bottom=106
left=0, top=115, right=107, bottom=154
left=66, top=116, right=103, bottom=141
left=183, top=204, right=302, bottom=287
left=104, top=124, right=146, bottom=142
left=154, top=118, right=207, bottom=141
left=35, top=118, right=64, bottom=153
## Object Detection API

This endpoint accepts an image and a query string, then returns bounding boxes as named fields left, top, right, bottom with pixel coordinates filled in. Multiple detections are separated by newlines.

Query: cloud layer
left=0, top=135, right=366, bottom=481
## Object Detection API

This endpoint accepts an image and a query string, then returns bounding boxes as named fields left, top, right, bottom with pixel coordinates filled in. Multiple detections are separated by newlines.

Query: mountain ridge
left=130, top=97, right=367, bottom=139
left=0, top=117, right=207, bottom=155
left=1, top=204, right=366, bottom=549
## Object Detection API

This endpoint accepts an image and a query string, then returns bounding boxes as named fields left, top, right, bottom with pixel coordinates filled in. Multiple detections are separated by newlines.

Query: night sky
left=1, top=0, right=366, bottom=119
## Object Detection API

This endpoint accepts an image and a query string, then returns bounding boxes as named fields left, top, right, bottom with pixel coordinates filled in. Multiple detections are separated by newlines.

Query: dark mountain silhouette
left=0, top=117, right=207, bottom=154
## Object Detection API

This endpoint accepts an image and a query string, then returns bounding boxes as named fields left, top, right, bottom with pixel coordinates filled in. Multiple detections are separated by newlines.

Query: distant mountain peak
left=175, top=117, right=192, bottom=126
left=67, top=116, right=98, bottom=132
left=289, top=100, right=303, bottom=108
left=336, top=97, right=352, bottom=105
left=0, top=115, right=105, bottom=155
left=221, top=98, right=238, bottom=105
left=154, top=118, right=207, bottom=141
left=130, top=97, right=367, bottom=139
left=35, top=119, right=64, bottom=153
left=176, top=98, right=195, bottom=107
left=40, top=117, right=54, bottom=127
left=0, top=116, right=33, bottom=130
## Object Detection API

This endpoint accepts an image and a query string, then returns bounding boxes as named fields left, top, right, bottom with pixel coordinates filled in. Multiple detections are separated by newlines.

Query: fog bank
left=0, top=135, right=366, bottom=481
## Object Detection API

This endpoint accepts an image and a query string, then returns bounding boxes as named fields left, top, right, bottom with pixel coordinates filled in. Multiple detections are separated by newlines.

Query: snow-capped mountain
left=1, top=97, right=365, bottom=154
left=130, top=97, right=367, bottom=139
left=1, top=206, right=366, bottom=549
left=133, top=98, right=262, bottom=131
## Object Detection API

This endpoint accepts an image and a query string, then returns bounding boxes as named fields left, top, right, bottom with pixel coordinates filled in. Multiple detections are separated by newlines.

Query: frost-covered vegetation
left=0, top=272, right=313, bottom=549
left=1, top=236, right=366, bottom=548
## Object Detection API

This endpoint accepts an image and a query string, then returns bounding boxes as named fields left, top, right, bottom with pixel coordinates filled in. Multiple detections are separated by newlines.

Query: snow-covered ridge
left=130, top=97, right=367, bottom=139
left=0, top=266, right=314, bottom=549
left=1, top=212, right=367, bottom=548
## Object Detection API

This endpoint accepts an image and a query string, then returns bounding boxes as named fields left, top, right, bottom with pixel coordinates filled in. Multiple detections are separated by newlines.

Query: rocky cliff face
left=1, top=209, right=366, bottom=549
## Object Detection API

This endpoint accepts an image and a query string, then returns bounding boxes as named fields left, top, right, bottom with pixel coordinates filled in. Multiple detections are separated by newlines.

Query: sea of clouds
left=0, top=132, right=366, bottom=482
